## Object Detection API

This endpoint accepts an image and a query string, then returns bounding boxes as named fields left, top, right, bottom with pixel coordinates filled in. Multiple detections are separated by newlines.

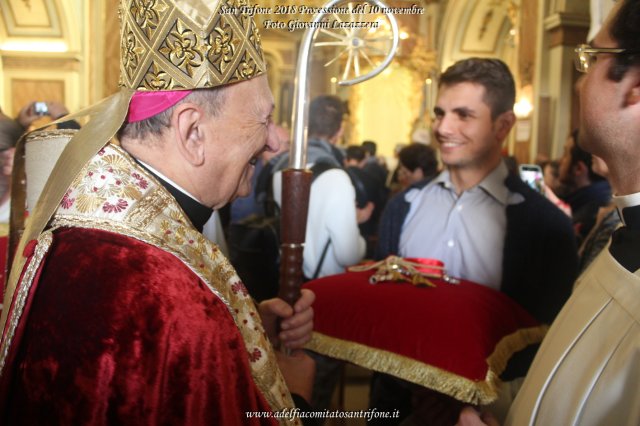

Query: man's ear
left=573, top=160, right=588, bottom=177
left=172, top=103, right=206, bottom=166
left=624, top=67, right=640, bottom=107
left=495, top=111, right=516, bottom=141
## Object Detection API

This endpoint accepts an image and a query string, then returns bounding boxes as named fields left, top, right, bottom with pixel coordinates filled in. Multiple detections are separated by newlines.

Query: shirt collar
left=613, top=191, right=640, bottom=229
left=436, top=161, right=511, bottom=205
left=140, top=160, right=200, bottom=201
left=137, top=160, right=213, bottom=232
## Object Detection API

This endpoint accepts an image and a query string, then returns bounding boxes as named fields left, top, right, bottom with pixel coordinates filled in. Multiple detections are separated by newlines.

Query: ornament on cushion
left=348, top=255, right=460, bottom=287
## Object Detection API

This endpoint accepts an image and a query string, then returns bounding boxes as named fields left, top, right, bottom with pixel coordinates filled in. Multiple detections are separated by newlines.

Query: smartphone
left=519, top=164, right=544, bottom=194
left=34, top=102, right=49, bottom=116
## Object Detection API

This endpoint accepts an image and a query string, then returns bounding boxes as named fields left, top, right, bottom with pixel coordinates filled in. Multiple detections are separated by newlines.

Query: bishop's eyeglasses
left=574, top=44, right=640, bottom=73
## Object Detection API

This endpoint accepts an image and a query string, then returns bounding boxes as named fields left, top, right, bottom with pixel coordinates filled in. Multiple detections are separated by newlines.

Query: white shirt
left=273, top=168, right=366, bottom=278
left=399, top=162, right=523, bottom=289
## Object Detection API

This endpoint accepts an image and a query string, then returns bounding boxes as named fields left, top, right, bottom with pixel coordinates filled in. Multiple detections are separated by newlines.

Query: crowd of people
left=0, top=0, right=639, bottom=424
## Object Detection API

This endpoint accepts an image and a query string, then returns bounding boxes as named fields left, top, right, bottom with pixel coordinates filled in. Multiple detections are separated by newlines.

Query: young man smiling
left=378, top=58, right=576, bottom=323
left=459, top=0, right=640, bottom=424
left=373, top=58, right=577, bottom=424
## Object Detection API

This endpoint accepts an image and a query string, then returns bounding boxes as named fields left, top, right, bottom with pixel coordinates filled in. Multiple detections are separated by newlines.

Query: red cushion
left=303, top=267, right=546, bottom=404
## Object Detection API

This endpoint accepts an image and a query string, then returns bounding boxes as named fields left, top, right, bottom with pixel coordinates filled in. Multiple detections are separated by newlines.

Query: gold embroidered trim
left=0, top=231, right=53, bottom=376
left=40, top=143, right=296, bottom=421
left=119, top=0, right=266, bottom=91
left=126, top=187, right=174, bottom=229
left=307, top=325, right=548, bottom=405
left=50, top=217, right=297, bottom=423
left=24, top=129, right=78, bottom=143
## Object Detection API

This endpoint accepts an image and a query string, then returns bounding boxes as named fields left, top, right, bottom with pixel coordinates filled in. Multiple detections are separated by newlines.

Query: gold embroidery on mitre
left=119, top=0, right=267, bottom=91
left=49, top=144, right=297, bottom=424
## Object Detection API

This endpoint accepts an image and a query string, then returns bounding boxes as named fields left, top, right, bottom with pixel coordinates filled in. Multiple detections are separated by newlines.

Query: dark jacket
left=564, top=179, right=612, bottom=242
left=376, top=173, right=578, bottom=325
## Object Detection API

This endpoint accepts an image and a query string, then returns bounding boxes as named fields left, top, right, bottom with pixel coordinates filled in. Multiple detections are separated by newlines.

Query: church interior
left=0, top=0, right=593, bottom=163
left=0, top=1, right=611, bottom=424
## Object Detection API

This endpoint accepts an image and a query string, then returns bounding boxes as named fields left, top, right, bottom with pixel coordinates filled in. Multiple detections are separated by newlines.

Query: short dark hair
left=308, top=95, right=345, bottom=139
left=361, top=140, right=377, bottom=156
left=439, top=58, right=515, bottom=119
left=570, top=130, right=605, bottom=182
left=608, top=0, right=640, bottom=81
left=398, top=143, right=438, bottom=178
left=540, top=160, right=560, bottom=179
left=346, top=145, right=366, bottom=162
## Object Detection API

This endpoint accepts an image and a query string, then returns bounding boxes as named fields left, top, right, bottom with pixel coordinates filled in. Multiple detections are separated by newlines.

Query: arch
left=438, top=0, right=514, bottom=71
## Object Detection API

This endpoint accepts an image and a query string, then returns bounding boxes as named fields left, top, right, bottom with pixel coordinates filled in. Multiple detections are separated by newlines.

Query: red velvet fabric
left=0, top=235, right=7, bottom=296
left=1, top=228, right=277, bottom=425
left=304, top=269, right=540, bottom=381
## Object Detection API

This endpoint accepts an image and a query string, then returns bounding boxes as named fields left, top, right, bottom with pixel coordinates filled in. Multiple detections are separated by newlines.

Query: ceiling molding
left=439, top=0, right=513, bottom=70
left=543, top=12, right=589, bottom=31
left=0, top=0, right=62, bottom=38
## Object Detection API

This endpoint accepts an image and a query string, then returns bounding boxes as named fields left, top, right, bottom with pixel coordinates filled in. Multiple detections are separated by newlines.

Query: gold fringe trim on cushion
left=306, top=325, right=548, bottom=405
left=486, top=324, right=549, bottom=378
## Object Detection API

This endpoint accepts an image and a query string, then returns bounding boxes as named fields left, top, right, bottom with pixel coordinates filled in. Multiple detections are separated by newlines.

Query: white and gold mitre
left=2, top=0, right=269, bottom=330
left=119, top=0, right=267, bottom=91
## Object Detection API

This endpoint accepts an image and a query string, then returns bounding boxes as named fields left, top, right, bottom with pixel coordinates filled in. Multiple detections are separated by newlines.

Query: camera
left=34, top=102, right=49, bottom=116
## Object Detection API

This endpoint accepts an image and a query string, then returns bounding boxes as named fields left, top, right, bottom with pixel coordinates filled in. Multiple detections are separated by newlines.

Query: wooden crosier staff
left=278, top=0, right=400, bottom=327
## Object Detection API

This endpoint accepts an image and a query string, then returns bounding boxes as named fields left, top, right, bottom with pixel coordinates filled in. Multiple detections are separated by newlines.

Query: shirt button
left=447, top=240, right=455, bottom=247
left=457, top=205, right=463, bottom=212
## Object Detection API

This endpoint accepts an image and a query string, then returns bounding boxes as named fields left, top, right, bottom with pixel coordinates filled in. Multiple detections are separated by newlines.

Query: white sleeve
left=272, top=170, right=282, bottom=207
left=317, top=169, right=366, bottom=268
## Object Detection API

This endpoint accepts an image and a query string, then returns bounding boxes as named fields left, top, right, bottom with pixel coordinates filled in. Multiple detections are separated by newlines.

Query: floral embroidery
left=235, top=55, right=257, bottom=79
left=231, top=281, right=248, bottom=297
left=131, top=0, right=161, bottom=38
left=248, top=348, right=262, bottom=363
left=122, top=30, right=144, bottom=80
left=142, top=61, right=175, bottom=90
left=53, top=144, right=296, bottom=419
left=60, top=190, right=75, bottom=209
left=208, top=24, right=235, bottom=72
left=102, top=199, right=128, bottom=213
left=159, top=20, right=203, bottom=77
left=131, top=173, right=149, bottom=189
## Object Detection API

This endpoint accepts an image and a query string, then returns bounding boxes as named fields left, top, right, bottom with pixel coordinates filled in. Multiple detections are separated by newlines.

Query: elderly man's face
left=203, top=75, right=277, bottom=208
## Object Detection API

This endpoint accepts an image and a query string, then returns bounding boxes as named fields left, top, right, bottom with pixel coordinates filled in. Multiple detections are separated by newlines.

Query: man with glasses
left=458, top=0, right=640, bottom=424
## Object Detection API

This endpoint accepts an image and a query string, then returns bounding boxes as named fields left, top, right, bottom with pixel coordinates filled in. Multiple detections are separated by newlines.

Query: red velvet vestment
left=0, top=144, right=295, bottom=425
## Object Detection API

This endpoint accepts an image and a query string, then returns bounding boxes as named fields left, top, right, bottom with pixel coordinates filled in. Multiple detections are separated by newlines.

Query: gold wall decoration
left=462, top=0, right=509, bottom=53
left=0, top=0, right=61, bottom=37
left=439, top=0, right=515, bottom=69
